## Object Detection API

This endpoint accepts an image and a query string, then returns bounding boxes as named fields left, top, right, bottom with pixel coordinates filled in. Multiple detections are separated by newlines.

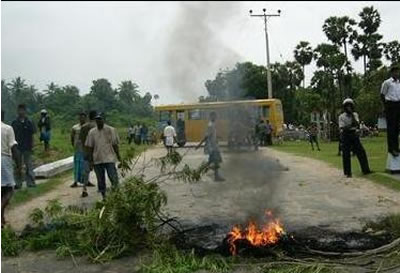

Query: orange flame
left=227, top=211, right=285, bottom=255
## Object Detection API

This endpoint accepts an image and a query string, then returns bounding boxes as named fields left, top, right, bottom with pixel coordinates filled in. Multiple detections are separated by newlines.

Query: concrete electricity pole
left=249, top=8, right=281, bottom=99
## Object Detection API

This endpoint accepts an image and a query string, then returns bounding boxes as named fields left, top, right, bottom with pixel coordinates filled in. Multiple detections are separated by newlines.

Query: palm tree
left=294, top=41, right=313, bottom=88
left=322, top=16, right=357, bottom=61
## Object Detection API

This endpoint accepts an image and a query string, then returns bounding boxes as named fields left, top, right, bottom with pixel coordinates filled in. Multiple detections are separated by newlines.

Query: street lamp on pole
left=249, top=8, right=281, bottom=99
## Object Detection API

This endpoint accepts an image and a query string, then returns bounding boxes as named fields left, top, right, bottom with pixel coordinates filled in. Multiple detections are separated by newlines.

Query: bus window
left=201, top=109, right=214, bottom=120
left=160, top=111, right=171, bottom=122
left=259, top=106, right=269, bottom=119
left=177, top=110, right=185, bottom=120
left=189, top=109, right=201, bottom=120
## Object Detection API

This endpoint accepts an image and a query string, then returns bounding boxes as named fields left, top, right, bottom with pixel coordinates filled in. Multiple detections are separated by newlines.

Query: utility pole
left=249, top=8, right=281, bottom=99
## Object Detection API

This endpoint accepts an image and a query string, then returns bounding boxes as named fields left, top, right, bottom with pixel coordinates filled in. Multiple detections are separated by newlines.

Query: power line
left=249, top=8, right=281, bottom=99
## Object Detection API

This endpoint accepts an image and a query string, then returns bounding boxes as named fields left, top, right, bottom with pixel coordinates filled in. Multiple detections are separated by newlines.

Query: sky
left=1, top=1, right=399, bottom=105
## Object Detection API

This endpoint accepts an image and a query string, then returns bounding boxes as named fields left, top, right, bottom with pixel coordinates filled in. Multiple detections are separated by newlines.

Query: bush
left=1, top=227, right=27, bottom=256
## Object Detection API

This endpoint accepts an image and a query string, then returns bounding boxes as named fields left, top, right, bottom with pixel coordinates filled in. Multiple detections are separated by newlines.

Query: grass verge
left=271, top=135, right=400, bottom=191
left=10, top=171, right=71, bottom=207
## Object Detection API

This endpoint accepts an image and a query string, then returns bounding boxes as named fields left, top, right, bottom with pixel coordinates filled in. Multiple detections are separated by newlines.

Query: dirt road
left=3, top=146, right=400, bottom=272
left=6, top=145, right=400, bottom=234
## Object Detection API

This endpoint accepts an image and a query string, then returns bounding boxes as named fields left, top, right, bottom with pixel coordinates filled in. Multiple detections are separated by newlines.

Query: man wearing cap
left=381, top=66, right=400, bottom=157
left=70, top=112, right=87, bottom=188
left=38, top=109, right=51, bottom=152
left=80, top=110, right=97, bottom=197
left=85, top=113, right=121, bottom=199
left=338, top=98, right=372, bottom=178
left=12, top=104, right=36, bottom=189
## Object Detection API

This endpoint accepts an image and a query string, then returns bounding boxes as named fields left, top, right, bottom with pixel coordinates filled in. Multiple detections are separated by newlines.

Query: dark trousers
left=15, top=150, right=36, bottom=187
left=309, top=135, right=320, bottom=150
left=342, top=132, right=370, bottom=176
left=128, top=134, right=134, bottom=144
left=385, top=101, right=400, bottom=153
left=266, top=134, right=272, bottom=145
left=93, top=163, right=119, bottom=194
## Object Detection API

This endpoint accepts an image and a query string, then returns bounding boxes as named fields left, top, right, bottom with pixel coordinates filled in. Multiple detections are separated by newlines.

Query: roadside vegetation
left=10, top=171, right=71, bottom=207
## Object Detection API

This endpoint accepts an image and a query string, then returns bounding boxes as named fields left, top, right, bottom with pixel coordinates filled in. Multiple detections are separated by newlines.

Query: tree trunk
left=363, top=55, right=367, bottom=75
left=338, top=74, right=343, bottom=102
left=303, top=65, right=306, bottom=88
left=343, top=42, right=348, bottom=61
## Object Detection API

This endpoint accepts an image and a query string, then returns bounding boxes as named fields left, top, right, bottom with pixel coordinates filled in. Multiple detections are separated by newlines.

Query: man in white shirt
left=163, top=121, right=177, bottom=155
left=381, top=66, right=400, bottom=157
left=1, top=111, right=20, bottom=227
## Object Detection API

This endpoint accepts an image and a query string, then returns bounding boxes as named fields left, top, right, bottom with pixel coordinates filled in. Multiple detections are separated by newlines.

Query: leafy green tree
left=383, top=41, right=400, bottom=65
left=43, top=85, right=82, bottom=120
left=118, top=81, right=140, bottom=103
left=294, top=41, right=313, bottom=87
left=5, top=77, right=40, bottom=114
left=89, top=78, right=117, bottom=112
left=351, top=6, right=384, bottom=74
left=1, top=80, right=14, bottom=122
left=322, top=16, right=357, bottom=61
left=313, top=43, right=347, bottom=103
left=271, top=61, right=303, bottom=123
left=294, top=88, right=323, bottom=125
left=356, top=67, right=388, bottom=125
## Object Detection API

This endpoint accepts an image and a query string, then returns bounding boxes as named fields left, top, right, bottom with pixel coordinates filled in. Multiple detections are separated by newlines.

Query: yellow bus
left=154, top=99, right=284, bottom=146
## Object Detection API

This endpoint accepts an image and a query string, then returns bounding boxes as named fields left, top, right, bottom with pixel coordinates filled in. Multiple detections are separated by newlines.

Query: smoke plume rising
left=163, top=1, right=243, bottom=102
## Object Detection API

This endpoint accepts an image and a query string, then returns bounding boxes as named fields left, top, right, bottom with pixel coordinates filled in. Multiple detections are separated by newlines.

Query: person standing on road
left=380, top=65, right=400, bottom=157
left=134, top=123, right=142, bottom=145
left=258, top=120, right=267, bottom=146
left=265, top=120, right=273, bottom=146
left=141, top=123, right=149, bottom=145
left=38, top=109, right=51, bottom=152
left=163, top=121, right=177, bottom=155
left=70, top=112, right=87, bottom=188
left=338, top=98, right=372, bottom=178
left=11, top=104, right=36, bottom=189
left=79, top=110, right=97, bottom=197
left=2, top=111, right=20, bottom=228
left=86, top=113, right=121, bottom=199
left=308, top=122, right=321, bottom=151
left=127, top=123, right=135, bottom=144
left=196, top=112, right=225, bottom=182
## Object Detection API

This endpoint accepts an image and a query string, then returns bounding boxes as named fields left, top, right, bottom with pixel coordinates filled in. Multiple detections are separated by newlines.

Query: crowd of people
left=1, top=66, right=399, bottom=228
left=127, top=123, right=157, bottom=145
left=1, top=107, right=124, bottom=227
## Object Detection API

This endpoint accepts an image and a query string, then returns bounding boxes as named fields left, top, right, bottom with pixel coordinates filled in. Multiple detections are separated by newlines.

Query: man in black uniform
left=338, top=98, right=372, bottom=178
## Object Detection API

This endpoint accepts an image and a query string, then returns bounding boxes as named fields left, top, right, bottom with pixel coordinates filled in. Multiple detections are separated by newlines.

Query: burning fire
left=227, top=210, right=285, bottom=255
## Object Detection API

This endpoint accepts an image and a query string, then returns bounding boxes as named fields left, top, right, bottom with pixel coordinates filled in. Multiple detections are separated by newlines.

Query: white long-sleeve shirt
left=381, top=77, right=400, bottom=102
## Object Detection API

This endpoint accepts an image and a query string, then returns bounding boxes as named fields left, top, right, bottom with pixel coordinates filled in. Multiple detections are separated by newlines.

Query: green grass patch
left=272, top=135, right=400, bottom=191
left=10, top=171, right=71, bottom=207
left=141, top=243, right=232, bottom=273
left=32, top=127, right=148, bottom=166
left=33, top=128, right=74, bottom=166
